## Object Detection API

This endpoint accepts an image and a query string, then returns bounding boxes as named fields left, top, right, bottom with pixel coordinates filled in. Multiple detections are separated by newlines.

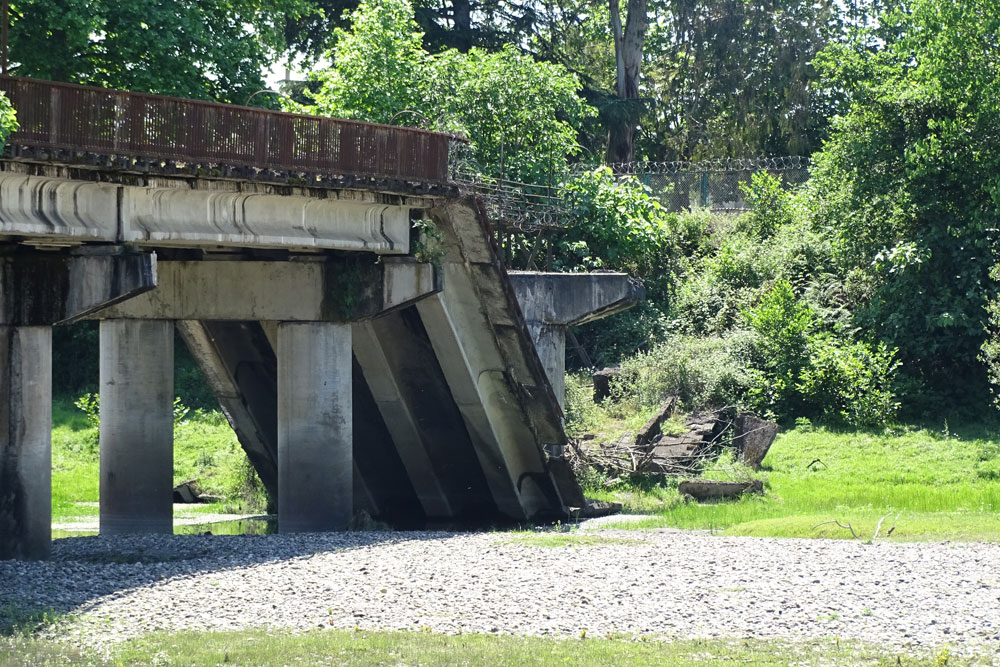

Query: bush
left=609, top=331, right=758, bottom=413
left=797, top=335, right=901, bottom=427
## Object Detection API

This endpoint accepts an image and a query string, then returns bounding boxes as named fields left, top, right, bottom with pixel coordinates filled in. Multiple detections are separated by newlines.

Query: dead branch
left=813, top=520, right=859, bottom=539
left=806, top=458, right=827, bottom=470
left=873, top=513, right=900, bottom=540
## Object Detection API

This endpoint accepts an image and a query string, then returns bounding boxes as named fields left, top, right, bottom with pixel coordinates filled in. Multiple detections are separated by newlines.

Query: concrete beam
left=417, top=287, right=556, bottom=521
left=0, top=326, right=52, bottom=560
left=175, top=321, right=279, bottom=498
left=93, top=258, right=438, bottom=322
left=0, top=173, right=412, bottom=252
left=277, top=322, right=353, bottom=533
left=0, top=251, right=157, bottom=326
left=352, top=321, right=453, bottom=519
left=508, top=272, right=643, bottom=328
left=99, top=320, right=174, bottom=534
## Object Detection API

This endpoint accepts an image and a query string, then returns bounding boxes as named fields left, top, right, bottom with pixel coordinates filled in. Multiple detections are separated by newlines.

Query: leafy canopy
left=9, top=0, right=313, bottom=104
left=808, top=0, right=1000, bottom=402
left=306, top=0, right=593, bottom=181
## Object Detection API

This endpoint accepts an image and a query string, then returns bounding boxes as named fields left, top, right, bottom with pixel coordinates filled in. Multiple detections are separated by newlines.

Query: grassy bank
left=581, top=422, right=1000, bottom=541
left=0, top=629, right=977, bottom=666
left=51, top=398, right=266, bottom=523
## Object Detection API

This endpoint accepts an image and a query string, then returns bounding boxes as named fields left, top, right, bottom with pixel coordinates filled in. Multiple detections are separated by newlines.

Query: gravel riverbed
left=2, top=526, right=999, bottom=658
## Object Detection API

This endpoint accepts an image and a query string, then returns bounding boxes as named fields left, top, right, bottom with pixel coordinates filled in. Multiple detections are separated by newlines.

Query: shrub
left=797, top=335, right=901, bottom=427
left=609, top=331, right=758, bottom=412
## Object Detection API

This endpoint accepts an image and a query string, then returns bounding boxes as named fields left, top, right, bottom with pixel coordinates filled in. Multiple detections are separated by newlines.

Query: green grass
left=0, top=629, right=983, bottom=666
left=50, top=398, right=267, bottom=523
left=583, top=424, right=1000, bottom=542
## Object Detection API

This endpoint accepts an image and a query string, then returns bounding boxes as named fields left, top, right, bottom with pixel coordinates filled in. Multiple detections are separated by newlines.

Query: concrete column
left=0, top=326, right=52, bottom=560
left=527, top=323, right=567, bottom=411
left=277, top=322, right=352, bottom=533
left=99, top=320, right=174, bottom=534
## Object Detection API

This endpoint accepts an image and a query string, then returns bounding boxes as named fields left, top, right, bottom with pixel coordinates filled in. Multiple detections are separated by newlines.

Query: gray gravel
left=2, top=528, right=999, bottom=659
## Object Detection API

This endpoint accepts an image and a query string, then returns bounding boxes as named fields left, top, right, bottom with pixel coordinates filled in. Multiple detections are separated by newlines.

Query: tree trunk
left=606, top=0, right=648, bottom=164
left=452, top=0, right=473, bottom=51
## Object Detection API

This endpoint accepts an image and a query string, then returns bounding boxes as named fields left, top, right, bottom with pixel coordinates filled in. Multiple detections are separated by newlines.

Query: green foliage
left=308, top=0, right=429, bottom=123
left=73, top=393, right=192, bottom=429
left=610, top=332, right=758, bottom=412
left=807, top=0, right=1000, bottom=406
left=737, top=172, right=793, bottom=239
left=558, top=168, right=684, bottom=283
left=306, top=0, right=593, bottom=182
left=0, top=92, right=18, bottom=151
left=72, top=393, right=100, bottom=430
left=797, top=336, right=901, bottom=427
left=9, top=0, right=312, bottom=103
left=554, top=168, right=709, bottom=363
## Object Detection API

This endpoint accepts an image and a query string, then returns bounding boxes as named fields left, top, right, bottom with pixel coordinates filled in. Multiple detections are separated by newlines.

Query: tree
left=306, top=0, right=593, bottom=182
left=808, top=0, right=1000, bottom=405
left=639, top=0, right=839, bottom=160
left=8, top=0, right=313, bottom=104
left=605, top=0, right=647, bottom=163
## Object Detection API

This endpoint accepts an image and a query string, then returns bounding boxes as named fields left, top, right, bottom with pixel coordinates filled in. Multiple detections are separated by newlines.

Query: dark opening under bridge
left=0, top=77, right=640, bottom=560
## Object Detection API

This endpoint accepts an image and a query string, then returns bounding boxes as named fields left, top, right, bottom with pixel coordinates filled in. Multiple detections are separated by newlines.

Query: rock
left=733, top=414, right=779, bottom=469
left=591, top=367, right=622, bottom=403
left=172, top=479, right=203, bottom=503
left=634, top=395, right=678, bottom=449
left=678, top=479, right=763, bottom=501
left=574, top=500, right=623, bottom=519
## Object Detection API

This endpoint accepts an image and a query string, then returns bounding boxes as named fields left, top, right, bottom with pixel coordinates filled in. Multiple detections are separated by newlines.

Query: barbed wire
left=571, top=155, right=811, bottom=175
left=447, top=145, right=812, bottom=234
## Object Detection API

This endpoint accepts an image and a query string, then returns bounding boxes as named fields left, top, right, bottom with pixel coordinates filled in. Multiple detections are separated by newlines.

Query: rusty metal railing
left=0, top=76, right=452, bottom=182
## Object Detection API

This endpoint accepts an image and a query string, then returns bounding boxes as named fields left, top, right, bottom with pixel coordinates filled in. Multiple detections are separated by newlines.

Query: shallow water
left=53, top=515, right=277, bottom=539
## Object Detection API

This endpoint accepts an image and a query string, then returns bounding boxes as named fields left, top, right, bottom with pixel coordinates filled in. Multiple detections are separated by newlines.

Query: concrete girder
left=508, top=272, right=643, bottom=410
left=0, top=251, right=157, bottom=326
left=0, top=173, right=412, bottom=253
left=92, top=258, right=437, bottom=322
left=352, top=321, right=454, bottom=519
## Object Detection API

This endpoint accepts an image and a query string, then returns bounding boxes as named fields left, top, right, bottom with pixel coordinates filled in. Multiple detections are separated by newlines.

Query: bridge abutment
left=99, top=319, right=174, bottom=535
left=277, top=322, right=353, bottom=533
left=0, top=325, right=52, bottom=560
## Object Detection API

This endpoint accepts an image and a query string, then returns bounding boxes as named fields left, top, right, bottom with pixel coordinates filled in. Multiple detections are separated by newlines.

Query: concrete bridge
left=0, top=77, right=640, bottom=560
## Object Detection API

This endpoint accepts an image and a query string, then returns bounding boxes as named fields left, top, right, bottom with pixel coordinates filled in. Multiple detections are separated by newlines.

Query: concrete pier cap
left=509, top=271, right=644, bottom=410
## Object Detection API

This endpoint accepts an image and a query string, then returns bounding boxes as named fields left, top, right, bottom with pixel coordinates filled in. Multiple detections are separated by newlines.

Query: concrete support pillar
left=277, top=322, right=352, bottom=533
left=526, top=323, right=567, bottom=411
left=99, top=320, right=174, bottom=534
left=0, top=326, right=52, bottom=560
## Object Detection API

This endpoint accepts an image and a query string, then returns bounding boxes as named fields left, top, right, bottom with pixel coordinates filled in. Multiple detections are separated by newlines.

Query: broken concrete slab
left=678, top=479, right=763, bottom=502
left=634, top=395, right=679, bottom=449
left=734, top=414, right=779, bottom=469
left=591, top=367, right=621, bottom=403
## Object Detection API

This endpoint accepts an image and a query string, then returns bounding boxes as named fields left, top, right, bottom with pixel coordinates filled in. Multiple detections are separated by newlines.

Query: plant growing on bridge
left=0, top=92, right=17, bottom=151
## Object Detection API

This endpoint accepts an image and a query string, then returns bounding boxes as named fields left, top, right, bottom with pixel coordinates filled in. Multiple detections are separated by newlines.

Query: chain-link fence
left=578, top=156, right=811, bottom=213
left=449, top=151, right=811, bottom=239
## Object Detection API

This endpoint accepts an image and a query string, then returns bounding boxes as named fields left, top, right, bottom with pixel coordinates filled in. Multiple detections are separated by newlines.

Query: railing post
left=48, top=85, right=59, bottom=146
